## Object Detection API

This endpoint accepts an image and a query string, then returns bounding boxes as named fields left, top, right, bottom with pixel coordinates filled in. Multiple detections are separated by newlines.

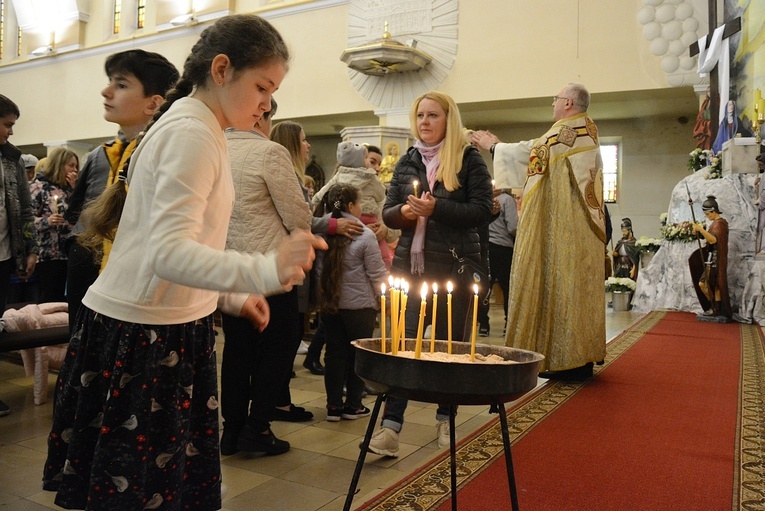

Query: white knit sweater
left=83, top=97, right=284, bottom=325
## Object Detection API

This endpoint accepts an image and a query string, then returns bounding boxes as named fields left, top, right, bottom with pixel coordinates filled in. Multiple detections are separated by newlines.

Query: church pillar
left=340, top=107, right=414, bottom=185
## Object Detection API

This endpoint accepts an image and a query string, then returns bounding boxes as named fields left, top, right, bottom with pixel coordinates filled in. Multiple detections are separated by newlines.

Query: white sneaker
left=366, top=427, right=399, bottom=457
left=436, top=419, right=451, bottom=448
left=297, top=340, right=309, bottom=355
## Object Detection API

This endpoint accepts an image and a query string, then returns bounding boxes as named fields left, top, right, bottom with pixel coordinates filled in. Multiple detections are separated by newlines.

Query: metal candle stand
left=343, top=339, right=544, bottom=511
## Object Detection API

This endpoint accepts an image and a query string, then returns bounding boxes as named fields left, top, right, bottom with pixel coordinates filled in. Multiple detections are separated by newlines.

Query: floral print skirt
left=43, top=307, right=222, bottom=510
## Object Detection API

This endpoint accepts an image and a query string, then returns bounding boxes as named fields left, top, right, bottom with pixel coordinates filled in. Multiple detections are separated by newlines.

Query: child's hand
left=239, top=294, right=270, bottom=332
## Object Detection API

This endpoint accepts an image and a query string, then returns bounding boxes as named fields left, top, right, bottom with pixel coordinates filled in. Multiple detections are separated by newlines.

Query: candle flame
left=403, top=281, right=409, bottom=294
left=421, top=282, right=428, bottom=300
left=389, top=275, right=394, bottom=286
left=432, top=282, right=438, bottom=294
left=447, top=281, right=453, bottom=293
left=473, top=283, right=479, bottom=295
left=394, top=277, right=401, bottom=289
left=381, top=283, right=386, bottom=295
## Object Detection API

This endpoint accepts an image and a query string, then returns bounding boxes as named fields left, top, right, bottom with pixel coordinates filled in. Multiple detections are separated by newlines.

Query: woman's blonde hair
left=44, top=148, right=78, bottom=188
left=409, top=91, right=469, bottom=192
left=270, top=121, right=306, bottom=183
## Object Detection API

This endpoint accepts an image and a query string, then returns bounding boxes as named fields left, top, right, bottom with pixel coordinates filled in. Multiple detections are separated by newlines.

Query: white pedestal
left=722, top=137, right=758, bottom=175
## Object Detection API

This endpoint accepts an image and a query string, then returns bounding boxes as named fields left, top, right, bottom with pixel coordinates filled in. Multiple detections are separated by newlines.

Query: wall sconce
left=170, top=13, right=196, bottom=26
left=30, top=45, right=55, bottom=57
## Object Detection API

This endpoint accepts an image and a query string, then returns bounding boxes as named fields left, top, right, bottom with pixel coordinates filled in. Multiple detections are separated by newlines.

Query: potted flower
left=688, top=148, right=713, bottom=172
left=705, top=155, right=722, bottom=180
left=660, top=220, right=697, bottom=242
left=635, top=236, right=662, bottom=268
left=605, top=277, right=636, bottom=311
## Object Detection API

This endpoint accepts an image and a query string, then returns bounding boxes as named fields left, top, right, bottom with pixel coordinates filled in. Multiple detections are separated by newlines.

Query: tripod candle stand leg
left=343, top=394, right=386, bottom=511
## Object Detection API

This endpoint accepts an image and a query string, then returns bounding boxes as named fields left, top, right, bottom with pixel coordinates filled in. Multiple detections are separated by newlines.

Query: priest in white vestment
left=471, top=83, right=607, bottom=380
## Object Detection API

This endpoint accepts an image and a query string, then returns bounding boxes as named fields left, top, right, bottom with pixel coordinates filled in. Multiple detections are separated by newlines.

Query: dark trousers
left=322, top=308, right=376, bottom=409
left=488, top=243, right=514, bottom=324
left=0, top=258, right=14, bottom=310
left=306, top=318, right=326, bottom=361
left=382, top=286, right=472, bottom=428
left=37, top=259, right=68, bottom=303
left=66, top=241, right=100, bottom=334
left=220, top=288, right=298, bottom=434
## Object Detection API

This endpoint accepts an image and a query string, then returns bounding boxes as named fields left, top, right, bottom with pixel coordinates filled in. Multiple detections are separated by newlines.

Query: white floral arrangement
left=605, top=277, right=636, bottom=293
left=688, top=148, right=713, bottom=172
left=705, top=155, right=722, bottom=180
left=635, top=236, right=662, bottom=253
left=660, top=220, right=697, bottom=242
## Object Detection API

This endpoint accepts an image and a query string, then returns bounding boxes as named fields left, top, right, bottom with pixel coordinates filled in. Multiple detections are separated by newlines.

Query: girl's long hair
left=270, top=121, right=307, bottom=184
left=43, top=147, right=78, bottom=188
left=409, top=91, right=469, bottom=192
left=78, top=14, right=289, bottom=255
left=319, top=183, right=360, bottom=314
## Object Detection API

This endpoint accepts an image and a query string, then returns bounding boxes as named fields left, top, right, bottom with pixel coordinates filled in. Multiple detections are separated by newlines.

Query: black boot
left=303, top=354, right=325, bottom=375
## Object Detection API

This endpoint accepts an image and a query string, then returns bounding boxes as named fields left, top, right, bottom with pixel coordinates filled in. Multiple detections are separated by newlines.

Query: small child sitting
left=312, top=142, right=397, bottom=269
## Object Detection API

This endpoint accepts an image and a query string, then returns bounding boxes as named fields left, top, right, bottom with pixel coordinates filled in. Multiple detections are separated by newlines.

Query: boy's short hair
left=105, top=50, right=180, bottom=98
left=0, top=94, right=20, bottom=119
left=364, top=144, right=382, bottom=157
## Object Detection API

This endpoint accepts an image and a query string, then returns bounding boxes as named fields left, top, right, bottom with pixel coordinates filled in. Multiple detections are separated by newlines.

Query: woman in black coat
left=367, top=91, right=493, bottom=457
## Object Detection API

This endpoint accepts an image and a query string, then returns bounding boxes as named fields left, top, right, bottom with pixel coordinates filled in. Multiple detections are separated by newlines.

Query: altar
left=631, top=170, right=764, bottom=324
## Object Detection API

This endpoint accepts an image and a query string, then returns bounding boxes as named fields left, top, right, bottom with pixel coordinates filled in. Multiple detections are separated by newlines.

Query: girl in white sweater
left=43, top=15, right=325, bottom=511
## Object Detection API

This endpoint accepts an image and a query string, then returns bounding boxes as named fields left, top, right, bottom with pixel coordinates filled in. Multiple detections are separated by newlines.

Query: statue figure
left=379, top=141, right=400, bottom=185
left=692, top=87, right=712, bottom=151
left=612, top=217, right=639, bottom=280
left=756, top=153, right=765, bottom=254
left=689, top=195, right=732, bottom=320
left=711, top=99, right=753, bottom=155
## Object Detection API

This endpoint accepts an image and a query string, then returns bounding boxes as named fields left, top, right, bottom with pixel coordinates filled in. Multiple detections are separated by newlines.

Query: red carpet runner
left=358, top=311, right=765, bottom=511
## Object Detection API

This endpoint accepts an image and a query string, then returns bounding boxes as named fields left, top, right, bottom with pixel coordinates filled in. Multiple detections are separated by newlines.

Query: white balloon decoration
left=661, top=54, right=680, bottom=73
left=651, top=37, right=670, bottom=55
left=644, top=21, right=663, bottom=40
left=675, top=2, right=694, bottom=20
left=655, top=3, right=677, bottom=23
left=637, top=5, right=657, bottom=24
left=662, top=19, right=683, bottom=39
left=638, top=0, right=703, bottom=87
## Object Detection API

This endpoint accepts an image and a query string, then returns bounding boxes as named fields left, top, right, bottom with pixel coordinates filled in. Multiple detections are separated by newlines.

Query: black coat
left=382, top=145, right=493, bottom=279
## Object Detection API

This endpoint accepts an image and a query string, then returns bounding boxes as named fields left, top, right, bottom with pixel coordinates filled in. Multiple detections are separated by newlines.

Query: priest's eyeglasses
left=552, top=96, right=571, bottom=103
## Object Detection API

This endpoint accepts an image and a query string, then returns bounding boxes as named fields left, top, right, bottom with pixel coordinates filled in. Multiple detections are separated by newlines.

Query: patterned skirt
left=43, top=307, right=222, bottom=510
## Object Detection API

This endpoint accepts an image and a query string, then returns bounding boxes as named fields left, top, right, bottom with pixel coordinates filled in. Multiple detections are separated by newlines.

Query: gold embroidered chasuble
left=497, top=113, right=607, bottom=371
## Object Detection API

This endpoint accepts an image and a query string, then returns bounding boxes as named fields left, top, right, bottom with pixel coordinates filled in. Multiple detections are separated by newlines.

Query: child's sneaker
left=341, top=405, right=371, bottom=420
left=326, top=406, right=342, bottom=422
left=366, top=427, right=399, bottom=457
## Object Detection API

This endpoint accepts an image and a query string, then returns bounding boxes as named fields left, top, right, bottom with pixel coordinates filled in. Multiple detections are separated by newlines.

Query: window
left=601, top=142, right=619, bottom=203
left=137, top=0, right=145, bottom=29
left=113, top=0, right=122, bottom=34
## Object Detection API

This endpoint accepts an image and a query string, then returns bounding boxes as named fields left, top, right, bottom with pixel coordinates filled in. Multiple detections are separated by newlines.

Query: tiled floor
left=0, top=301, right=643, bottom=510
